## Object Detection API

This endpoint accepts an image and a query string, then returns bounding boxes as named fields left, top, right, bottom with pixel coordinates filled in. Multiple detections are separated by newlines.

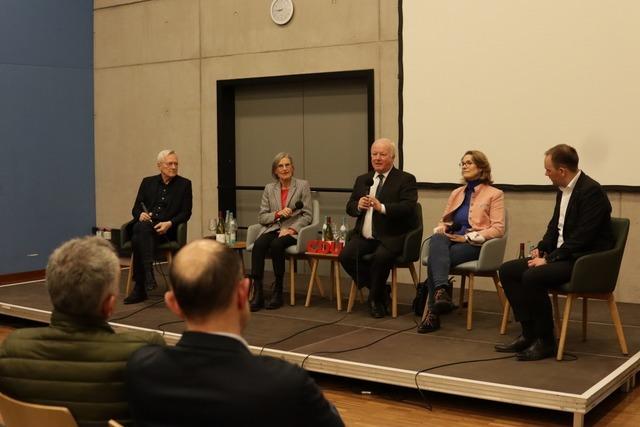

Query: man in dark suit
left=496, top=144, right=613, bottom=361
left=126, top=239, right=344, bottom=427
left=339, top=138, right=418, bottom=318
left=124, top=149, right=192, bottom=304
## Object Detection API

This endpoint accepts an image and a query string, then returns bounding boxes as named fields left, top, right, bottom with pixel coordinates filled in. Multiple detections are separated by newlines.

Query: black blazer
left=538, top=172, right=614, bottom=262
left=130, top=174, right=192, bottom=238
left=346, top=167, right=418, bottom=254
left=126, top=332, right=344, bottom=427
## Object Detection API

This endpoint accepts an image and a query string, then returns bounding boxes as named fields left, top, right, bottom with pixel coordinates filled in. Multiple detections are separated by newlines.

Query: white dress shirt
left=557, top=170, right=581, bottom=248
left=362, top=170, right=389, bottom=239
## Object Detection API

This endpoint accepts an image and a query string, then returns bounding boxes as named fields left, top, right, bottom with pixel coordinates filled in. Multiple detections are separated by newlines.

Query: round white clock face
left=270, top=0, right=294, bottom=25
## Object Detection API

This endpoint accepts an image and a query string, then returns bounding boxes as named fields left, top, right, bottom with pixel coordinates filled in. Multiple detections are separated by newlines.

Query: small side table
left=304, top=252, right=343, bottom=311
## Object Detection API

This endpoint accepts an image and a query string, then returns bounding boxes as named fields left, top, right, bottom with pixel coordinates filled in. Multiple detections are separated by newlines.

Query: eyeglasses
left=163, top=162, right=178, bottom=167
left=459, top=161, right=474, bottom=167
left=277, top=164, right=292, bottom=169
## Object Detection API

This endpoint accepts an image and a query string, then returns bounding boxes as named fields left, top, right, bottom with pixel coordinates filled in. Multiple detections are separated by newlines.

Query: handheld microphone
left=365, top=177, right=374, bottom=195
left=276, top=201, right=304, bottom=223
left=140, top=202, right=149, bottom=214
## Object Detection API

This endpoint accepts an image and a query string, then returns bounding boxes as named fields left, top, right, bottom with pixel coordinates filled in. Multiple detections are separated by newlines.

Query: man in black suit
left=124, top=149, right=192, bottom=304
left=496, top=144, right=613, bottom=361
left=339, top=138, right=418, bottom=318
left=125, top=239, right=344, bottom=427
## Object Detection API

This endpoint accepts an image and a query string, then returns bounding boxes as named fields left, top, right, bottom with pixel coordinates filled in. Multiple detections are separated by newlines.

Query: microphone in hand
left=277, top=201, right=304, bottom=223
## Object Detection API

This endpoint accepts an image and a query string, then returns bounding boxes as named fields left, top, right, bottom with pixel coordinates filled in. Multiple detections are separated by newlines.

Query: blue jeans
left=426, top=234, right=481, bottom=309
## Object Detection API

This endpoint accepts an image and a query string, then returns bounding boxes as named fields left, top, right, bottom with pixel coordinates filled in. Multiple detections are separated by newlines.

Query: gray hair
left=271, top=152, right=294, bottom=180
left=46, top=236, right=120, bottom=317
left=157, top=149, right=176, bottom=163
left=373, top=138, right=397, bottom=159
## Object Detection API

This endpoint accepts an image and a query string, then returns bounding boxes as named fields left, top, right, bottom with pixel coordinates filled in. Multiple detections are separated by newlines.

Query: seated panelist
left=249, top=152, right=312, bottom=311
left=124, top=149, right=192, bottom=305
left=417, top=150, right=504, bottom=333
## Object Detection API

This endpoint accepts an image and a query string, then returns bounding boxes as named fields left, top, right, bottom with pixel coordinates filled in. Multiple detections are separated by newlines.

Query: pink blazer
left=438, top=183, right=505, bottom=240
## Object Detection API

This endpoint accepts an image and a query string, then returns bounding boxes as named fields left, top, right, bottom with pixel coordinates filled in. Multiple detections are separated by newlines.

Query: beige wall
left=93, top=0, right=640, bottom=303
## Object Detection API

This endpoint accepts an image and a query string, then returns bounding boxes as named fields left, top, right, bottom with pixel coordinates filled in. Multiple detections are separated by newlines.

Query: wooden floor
left=1, top=320, right=639, bottom=426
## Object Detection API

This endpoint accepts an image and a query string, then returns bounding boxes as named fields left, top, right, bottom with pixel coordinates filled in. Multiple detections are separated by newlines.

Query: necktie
left=375, top=174, right=384, bottom=198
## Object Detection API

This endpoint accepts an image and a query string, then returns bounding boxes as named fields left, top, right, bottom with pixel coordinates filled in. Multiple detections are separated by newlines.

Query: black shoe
left=516, top=338, right=556, bottom=361
left=417, top=311, right=440, bottom=334
left=432, top=287, right=454, bottom=315
left=145, top=278, right=158, bottom=291
left=494, top=335, right=534, bottom=353
left=265, top=284, right=283, bottom=310
left=123, top=290, right=148, bottom=305
left=369, top=300, right=385, bottom=318
left=250, top=281, right=264, bottom=312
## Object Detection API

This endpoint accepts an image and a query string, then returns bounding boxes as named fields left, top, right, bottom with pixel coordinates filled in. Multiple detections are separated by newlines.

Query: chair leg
left=466, top=274, right=474, bottom=331
left=347, top=281, right=357, bottom=313
left=500, top=299, right=510, bottom=335
left=492, top=274, right=506, bottom=307
left=125, top=253, right=134, bottom=296
left=607, top=294, right=629, bottom=355
left=391, top=267, right=398, bottom=318
left=333, top=261, right=342, bottom=311
left=421, top=290, right=430, bottom=321
left=582, top=298, right=588, bottom=341
left=458, top=275, right=466, bottom=307
left=557, top=294, right=574, bottom=361
left=289, top=256, right=296, bottom=306
left=305, top=258, right=319, bottom=307
left=409, top=263, right=419, bottom=286
left=552, top=293, right=561, bottom=339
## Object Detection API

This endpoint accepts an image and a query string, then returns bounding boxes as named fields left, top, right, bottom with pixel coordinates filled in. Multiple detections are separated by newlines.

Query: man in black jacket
left=339, top=138, right=418, bottom=318
left=126, top=239, right=344, bottom=427
left=496, top=144, right=613, bottom=361
left=124, top=149, right=192, bottom=304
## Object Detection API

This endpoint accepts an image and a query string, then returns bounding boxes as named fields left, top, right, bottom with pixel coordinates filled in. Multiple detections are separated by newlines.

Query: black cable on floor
left=258, top=312, right=350, bottom=356
left=300, top=322, right=419, bottom=369
left=110, top=298, right=164, bottom=323
left=413, top=354, right=516, bottom=411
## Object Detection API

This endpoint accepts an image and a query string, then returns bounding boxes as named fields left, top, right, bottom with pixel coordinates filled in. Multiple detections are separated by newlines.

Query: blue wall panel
left=0, top=0, right=94, bottom=274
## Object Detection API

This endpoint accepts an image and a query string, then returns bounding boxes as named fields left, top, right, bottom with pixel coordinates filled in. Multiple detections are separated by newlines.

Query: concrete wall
left=93, top=0, right=640, bottom=303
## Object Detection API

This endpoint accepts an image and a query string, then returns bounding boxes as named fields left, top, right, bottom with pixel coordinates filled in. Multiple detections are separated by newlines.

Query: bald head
left=370, top=138, right=396, bottom=173
left=169, top=239, right=243, bottom=319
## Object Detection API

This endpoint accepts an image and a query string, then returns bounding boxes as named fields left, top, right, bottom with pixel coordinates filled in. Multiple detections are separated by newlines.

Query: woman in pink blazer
left=418, top=150, right=505, bottom=333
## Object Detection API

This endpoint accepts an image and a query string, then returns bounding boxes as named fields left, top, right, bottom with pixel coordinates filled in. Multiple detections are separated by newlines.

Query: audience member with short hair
left=126, top=239, right=344, bottom=427
left=0, top=236, right=165, bottom=427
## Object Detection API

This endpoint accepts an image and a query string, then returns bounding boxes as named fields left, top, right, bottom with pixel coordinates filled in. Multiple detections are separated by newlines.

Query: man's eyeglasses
left=163, top=162, right=178, bottom=167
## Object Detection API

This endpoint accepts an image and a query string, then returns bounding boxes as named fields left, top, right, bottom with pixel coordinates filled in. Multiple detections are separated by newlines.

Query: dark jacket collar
left=177, top=331, right=251, bottom=354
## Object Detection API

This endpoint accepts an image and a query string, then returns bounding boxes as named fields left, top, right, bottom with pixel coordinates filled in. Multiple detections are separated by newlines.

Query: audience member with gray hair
left=0, top=236, right=164, bottom=427
left=124, top=149, right=192, bottom=304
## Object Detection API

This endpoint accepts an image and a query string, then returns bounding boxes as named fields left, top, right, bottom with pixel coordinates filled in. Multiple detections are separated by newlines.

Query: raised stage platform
left=1, top=270, right=638, bottom=427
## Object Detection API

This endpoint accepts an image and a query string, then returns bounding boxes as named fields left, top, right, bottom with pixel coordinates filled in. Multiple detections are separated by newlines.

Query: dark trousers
left=131, top=221, right=167, bottom=289
left=499, top=257, right=574, bottom=339
left=338, top=234, right=395, bottom=302
left=250, top=230, right=297, bottom=284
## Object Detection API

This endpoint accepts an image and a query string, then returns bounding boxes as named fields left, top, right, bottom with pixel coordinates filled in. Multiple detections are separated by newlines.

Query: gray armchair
left=246, top=199, right=322, bottom=306
left=421, top=212, right=509, bottom=331
left=550, top=217, right=629, bottom=360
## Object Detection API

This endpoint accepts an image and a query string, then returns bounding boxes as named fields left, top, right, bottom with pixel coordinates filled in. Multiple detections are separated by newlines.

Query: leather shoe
left=123, top=291, right=148, bottom=305
left=417, top=311, right=440, bottom=334
left=516, top=338, right=556, bottom=361
left=369, top=300, right=385, bottom=318
left=494, top=335, right=533, bottom=353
